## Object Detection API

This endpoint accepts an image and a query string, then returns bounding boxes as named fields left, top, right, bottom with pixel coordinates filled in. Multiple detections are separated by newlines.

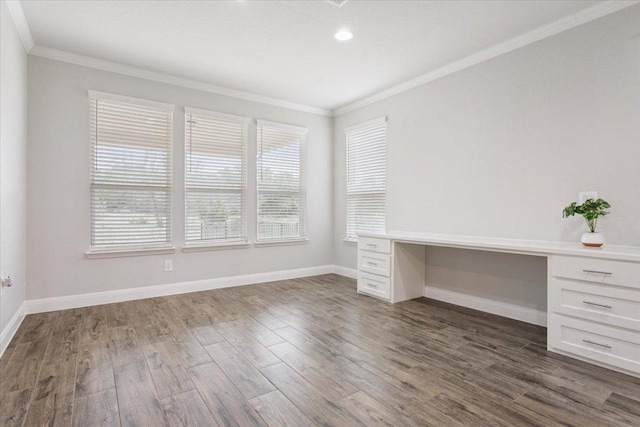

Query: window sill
left=254, top=238, right=309, bottom=248
left=85, top=246, right=176, bottom=259
left=182, top=241, right=251, bottom=252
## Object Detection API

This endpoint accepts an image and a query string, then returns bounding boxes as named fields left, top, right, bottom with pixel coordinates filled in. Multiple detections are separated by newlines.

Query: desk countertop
left=358, top=231, right=640, bottom=263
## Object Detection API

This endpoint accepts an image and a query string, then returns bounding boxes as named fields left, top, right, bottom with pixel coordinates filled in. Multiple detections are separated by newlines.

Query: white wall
left=1, top=1, right=28, bottom=344
left=27, top=56, right=333, bottom=301
left=334, top=6, right=640, bottom=312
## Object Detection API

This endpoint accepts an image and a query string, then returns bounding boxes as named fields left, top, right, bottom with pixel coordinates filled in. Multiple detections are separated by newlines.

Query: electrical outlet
left=164, top=259, right=173, bottom=272
left=579, top=191, right=598, bottom=204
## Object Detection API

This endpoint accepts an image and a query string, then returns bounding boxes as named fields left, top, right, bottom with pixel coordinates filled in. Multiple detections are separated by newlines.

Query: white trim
left=5, top=1, right=34, bottom=53
left=254, top=238, right=309, bottom=248
left=425, top=284, right=547, bottom=327
left=184, top=107, right=251, bottom=124
left=332, top=265, right=358, bottom=279
left=343, top=239, right=357, bottom=245
left=0, top=302, right=26, bottom=357
left=85, top=246, right=176, bottom=259
left=256, top=119, right=308, bottom=134
left=88, top=90, right=175, bottom=111
left=333, top=0, right=640, bottom=116
left=29, top=45, right=331, bottom=116
left=182, top=241, right=251, bottom=252
left=24, top=265, right=334, bottom=314
left=344, top=116, right=387, bottom=134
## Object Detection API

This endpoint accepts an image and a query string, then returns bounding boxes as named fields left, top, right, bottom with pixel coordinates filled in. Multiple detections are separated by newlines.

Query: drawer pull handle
left=582, top=339, right=612, bottom=349
left=582, top=269, right=612, bottom=275
left=583, top=301, right=612, bottom=309
left=366, top=261, right=378, bottom=266
left=366, top=282, right=378, bottom=288
left=366, top=243, right=378, bottom=248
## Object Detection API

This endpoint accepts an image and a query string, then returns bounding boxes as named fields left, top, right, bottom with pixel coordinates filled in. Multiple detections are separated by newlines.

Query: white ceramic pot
left=581, top=232, right=604, bottom=248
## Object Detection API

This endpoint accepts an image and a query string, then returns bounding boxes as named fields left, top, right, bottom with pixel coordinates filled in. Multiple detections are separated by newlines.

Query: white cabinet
left=357, top=237, right=392, bottom=301
left=549, top=255, right=640, bottom=375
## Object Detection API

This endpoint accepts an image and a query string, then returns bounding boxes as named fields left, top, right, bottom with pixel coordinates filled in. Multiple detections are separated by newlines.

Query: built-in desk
left=357, top=231, right=640, bottom=377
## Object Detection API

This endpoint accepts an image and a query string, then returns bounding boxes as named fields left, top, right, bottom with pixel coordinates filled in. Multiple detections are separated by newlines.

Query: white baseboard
left=332, top=265, right=357, bottom=279
left=25, top=265, right=335, bottom=314
left=425, top=284, right=547, bottom=327
left=1, top=302, right=26, bottom=357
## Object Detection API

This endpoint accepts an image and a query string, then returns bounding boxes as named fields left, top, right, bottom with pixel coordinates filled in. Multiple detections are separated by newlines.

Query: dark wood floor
left=2, top=274, right=640, bottom=426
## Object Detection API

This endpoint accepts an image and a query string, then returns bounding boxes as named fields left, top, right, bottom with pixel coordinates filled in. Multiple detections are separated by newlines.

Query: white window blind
left=346, top=117, right=386, bottom=241
left=89, top=91, right=174, bottom=251
left=185, top=108, right=248, bottom=245
left=257, top=120, right=307, bottom=242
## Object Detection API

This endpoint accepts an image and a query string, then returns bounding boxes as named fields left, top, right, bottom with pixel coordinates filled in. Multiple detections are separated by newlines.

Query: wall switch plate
left=164, top=259, right=173, bottom=272
left=579, top=191, right=598, bottom=204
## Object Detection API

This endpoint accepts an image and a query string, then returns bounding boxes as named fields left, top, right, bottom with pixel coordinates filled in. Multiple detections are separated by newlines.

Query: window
left=257, top=120, right=307, bottom=242
left=184, top=108, right=248, bottom=246
left=89, top=91, right=174, bottom=252
left=345, top=117, right=387, bottom=241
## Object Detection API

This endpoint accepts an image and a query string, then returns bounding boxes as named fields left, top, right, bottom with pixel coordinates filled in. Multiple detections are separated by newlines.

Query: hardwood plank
left=17, top=312, right=55, bottom=344
left=114, top=361, right=167, bottom=427
left=143, top=341, right=195, bottom=399
left=604, top=393, right=640, bottom=425
left=109, top=326, right=145, bottom=367
left=251, top=313, right=288, bottom=331
left=336, top=391, right=401, bottom=427
left=249, top=390, right=314, bottom=427
left=162, top=390, right=219, bottom=427
left=267, top=342, right=357, bottom=401
left=24, top=361, right=77, bottom=427
left=514, top=385, right=632, bottom=427
left=220, top=329, right=281, bottom=369
left=191, top=325, right=226, bottom=346
left=78, top=305, right=109, bottom=343
left=0, top=340, right=49, bottom=393
left=76, top=339, right=114, bottom=397
left=0, top=388, right=31, bottom=427
left=205, top=342, right=275, bottom=400
left=260, top=362, right=365, bottom=427
left=73, top=388, right=120, bottom=427
left=188, top=362, right=267, bottom=427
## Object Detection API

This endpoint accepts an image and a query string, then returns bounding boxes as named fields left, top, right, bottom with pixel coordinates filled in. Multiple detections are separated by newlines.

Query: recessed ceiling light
left=334, top=30, right=353, bottom=41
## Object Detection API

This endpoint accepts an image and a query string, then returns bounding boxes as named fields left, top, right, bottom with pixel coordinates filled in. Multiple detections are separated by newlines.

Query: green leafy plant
left=562, top=198, right=611, bottom=233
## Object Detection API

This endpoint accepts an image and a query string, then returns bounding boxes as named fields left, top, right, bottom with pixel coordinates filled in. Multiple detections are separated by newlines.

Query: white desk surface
left=358, top=231, right=640, bottom=263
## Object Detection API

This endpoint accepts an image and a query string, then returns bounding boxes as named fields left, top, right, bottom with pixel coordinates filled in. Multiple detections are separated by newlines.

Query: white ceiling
left=20, top=0, right=607, bottom=111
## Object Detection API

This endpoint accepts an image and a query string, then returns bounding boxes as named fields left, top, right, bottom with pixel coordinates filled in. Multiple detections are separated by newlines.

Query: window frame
left=344, top=116, right=387, bottom=242
left=183, top=107, right=250, bottom=250
left=256, top=119, right=308, bottom=245
left=86, top=90, right=175, bottom=258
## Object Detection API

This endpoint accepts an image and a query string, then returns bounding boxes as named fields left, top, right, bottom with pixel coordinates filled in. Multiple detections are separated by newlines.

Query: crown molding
left=5, top=0, right=34, bottom=52
left=332, top=0, right=640, bottom=116
left=29, top=45, right=332, bottom=117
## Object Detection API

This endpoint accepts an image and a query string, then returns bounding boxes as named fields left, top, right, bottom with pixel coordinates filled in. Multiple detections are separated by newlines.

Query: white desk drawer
left=358, top=251, right=391, bottom=277
left=549, top=314, right=640, bottom=373
left=357, top=272, right=390, bottom=300
left=550, top=278, right=640, bottom=330
left=358, top=237, right=391, bottom=254
left=551, top=255, right=640, bottom=289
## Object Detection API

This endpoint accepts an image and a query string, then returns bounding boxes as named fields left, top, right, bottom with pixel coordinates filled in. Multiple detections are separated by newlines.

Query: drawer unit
left=549, top=314, right=640, bottom=374
left=551, top=255, right=640, bottom=289
left=550, top=278, right=640, bottom=330
left=357, top=272, right=391, bottom=300
left=358, top=251, right=391, bottom=277
left=358, top=236, right=391, bottom=254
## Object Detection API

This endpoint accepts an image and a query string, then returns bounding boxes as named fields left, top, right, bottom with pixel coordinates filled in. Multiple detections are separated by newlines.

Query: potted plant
left=562, top=198, right=611, bottom=247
